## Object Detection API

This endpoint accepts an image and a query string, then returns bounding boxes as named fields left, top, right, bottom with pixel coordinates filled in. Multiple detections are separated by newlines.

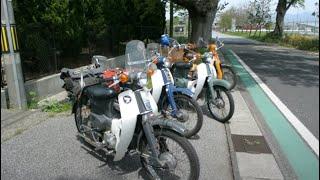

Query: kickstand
left=145, top=164, right=161, bottom=180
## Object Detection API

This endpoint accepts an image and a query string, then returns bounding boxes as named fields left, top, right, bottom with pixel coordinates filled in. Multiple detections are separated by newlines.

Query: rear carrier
left=60, top=67, right=101, bottom=99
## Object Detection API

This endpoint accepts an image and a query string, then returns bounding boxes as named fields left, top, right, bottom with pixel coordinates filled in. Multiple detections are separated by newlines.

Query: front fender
left=209, top=78, right=232, bottom=90
left=136, top=119, right=188, bottom=150
left=151, top=119, right=188, bottom=136
left=172, top=86, right=194, bottom=98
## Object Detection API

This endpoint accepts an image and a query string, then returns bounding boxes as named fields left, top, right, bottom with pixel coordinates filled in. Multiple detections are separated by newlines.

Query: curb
left=225, top=122, right=241, bottom=180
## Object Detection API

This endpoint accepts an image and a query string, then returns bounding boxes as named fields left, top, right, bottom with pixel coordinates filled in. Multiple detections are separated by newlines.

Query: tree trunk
left=259, top=25, right=262, bottom=37
left=170, top=0, right=219, bottom=43
left=273, top=0, right=287, bottom=37
left=169, top=0, right=174, bottom=37
left=188, top=16, right=191, bottom=41
left=189, top=10, right=216, bottom=44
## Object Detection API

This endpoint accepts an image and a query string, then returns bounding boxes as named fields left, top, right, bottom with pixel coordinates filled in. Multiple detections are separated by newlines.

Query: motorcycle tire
left=160, top=94, right=203, bottom=138
left=206, top=86, right=235, bottom=123
left=139, top=129, right=200, bottom=180
left=222, top=65, right=237, bottom=90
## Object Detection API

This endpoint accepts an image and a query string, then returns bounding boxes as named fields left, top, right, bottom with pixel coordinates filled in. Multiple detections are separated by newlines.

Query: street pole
left=1, top=0, right=27, bottom=109
left=169, top=0, right=173, bottom=37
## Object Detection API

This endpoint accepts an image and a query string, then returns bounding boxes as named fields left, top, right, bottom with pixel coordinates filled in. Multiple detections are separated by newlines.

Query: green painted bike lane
left=224, top=49, right=319, bottom=180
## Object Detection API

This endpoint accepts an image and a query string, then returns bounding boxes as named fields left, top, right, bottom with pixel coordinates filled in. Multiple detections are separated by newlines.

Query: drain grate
left=231, top=134, right=271, bottom=154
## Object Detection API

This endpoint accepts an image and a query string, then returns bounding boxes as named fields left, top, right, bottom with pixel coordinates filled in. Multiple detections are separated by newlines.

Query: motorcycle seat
left=172, top=62, right=192, bottom=69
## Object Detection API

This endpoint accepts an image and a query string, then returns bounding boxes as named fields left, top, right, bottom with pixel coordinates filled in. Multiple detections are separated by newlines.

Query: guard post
left=1, top=0, right=27, bottom=109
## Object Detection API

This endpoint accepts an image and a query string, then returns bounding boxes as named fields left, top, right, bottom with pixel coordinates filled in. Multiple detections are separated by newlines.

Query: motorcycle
left=60, top=40, right=200, bottom=180
left=147, top=51, right=203, bottom=138
left=209, top=37, right=237, bottom=90
left=166, top=38, right=235, bottom=123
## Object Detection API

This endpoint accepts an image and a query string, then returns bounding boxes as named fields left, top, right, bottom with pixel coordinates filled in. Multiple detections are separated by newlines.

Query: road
left=1, top=108, right=233, bottom=180
left=215, top=32, right=319, bottom=139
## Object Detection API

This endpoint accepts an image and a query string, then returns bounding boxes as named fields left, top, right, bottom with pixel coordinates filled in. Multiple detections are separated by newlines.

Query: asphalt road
left=1, top=106, right=233, bottom=180
left=216, top=32, right=319, bottom=139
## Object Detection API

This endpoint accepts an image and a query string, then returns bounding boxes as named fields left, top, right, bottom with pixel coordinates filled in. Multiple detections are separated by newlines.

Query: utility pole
left=1, top=0, right=27, bottom=109
left=169, top=0, right=173, bottom=37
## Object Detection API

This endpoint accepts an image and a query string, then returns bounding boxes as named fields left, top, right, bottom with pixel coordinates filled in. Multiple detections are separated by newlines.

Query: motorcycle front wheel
left=206, top=86, right=234, bottom=123
left=161, top=94, right=203, bottom=138
left=139, top=129, right=200, bottom=180
left=222, top=65, right=237, bottom=90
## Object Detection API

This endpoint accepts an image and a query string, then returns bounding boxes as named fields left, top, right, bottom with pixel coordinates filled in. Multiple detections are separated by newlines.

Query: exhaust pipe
left=77, top=132, right=114, bottom=155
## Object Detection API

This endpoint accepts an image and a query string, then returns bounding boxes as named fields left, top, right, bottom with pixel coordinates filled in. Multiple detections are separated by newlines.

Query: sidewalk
left=227, top=90, right=283, bottom=180
left=223, top=48, right=319, bottom=180
left=218, top=48, right=286, bottom=180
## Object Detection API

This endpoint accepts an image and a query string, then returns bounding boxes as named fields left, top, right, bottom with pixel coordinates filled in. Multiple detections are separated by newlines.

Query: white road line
left=230, top=50, right=319, bottom=157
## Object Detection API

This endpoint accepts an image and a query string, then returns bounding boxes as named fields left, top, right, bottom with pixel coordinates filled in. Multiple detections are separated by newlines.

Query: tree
left=312, top=2, right=319, bottom=18
left=273, top=0, right=304, bottom=37
left=217, top=8, right=234, bottom=32
left=248, top=0, right=272, bottom=36
left=171, top=0, right=220, bottom=44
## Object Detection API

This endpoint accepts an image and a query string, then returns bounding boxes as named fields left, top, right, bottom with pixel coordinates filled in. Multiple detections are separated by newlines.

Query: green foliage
left=248, top=0, right=272, bottom=26
left=13, top=0, right=166, bottom=56
left=218, top=9, right=233, bottom=31
left=173, top=36, right=189, bottom=44
left=282, top=34, right=319, bottom=51
left=226, top=31, right=319, bottom=52
left=27, top=91, right=38, bottom=109
left=41, top=100, right=72, bottom=113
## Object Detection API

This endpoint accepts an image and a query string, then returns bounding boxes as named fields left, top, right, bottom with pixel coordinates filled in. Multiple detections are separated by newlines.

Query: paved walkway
left=224, top=48, right=318, bottom=180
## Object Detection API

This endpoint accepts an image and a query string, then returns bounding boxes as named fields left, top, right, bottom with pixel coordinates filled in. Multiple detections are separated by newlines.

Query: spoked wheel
left=75, top=103, right=86, bottom=133
left=161, top=94, right=203, bottom=138
left=206, top=86, right=234, bottom=123
left=222, top=65, right=237, bottom=90
left=139, top=129, right=200, bottom=180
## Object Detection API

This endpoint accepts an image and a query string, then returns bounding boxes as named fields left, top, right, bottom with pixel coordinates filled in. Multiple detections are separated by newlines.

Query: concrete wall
left=1, top=88, right=8, bottom=109
left=2, top=57, right=116, bottom=109
left=24, top=73, right=65, bottom=101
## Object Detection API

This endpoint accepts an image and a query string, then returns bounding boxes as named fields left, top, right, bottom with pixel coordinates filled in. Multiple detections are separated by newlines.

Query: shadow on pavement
left=221, top=43, right=319, bottom=88
left=76, top=135, right=150, bottom=179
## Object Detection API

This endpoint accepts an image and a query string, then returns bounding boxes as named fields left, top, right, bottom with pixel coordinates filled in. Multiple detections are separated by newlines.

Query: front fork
left=141, top=114, right=163, bottom=180
left=206, top=77, right=217, bottom=101
left=166, top=84, right=179, bottom=117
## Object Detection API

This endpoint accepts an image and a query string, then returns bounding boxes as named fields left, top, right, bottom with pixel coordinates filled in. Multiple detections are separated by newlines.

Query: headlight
left=137, top=72, right=147, bottom=87
left=164, top=59, right=172, bottom=68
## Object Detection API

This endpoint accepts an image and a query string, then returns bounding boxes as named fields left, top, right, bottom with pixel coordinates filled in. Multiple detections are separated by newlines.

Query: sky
left=166, top=0, right=319, bottom=21
left=224, top=0, right=317, bottom=14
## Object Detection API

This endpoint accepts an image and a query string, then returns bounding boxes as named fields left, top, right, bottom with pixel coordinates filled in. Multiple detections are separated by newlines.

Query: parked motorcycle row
left=60, top=35, right=237, bottom=180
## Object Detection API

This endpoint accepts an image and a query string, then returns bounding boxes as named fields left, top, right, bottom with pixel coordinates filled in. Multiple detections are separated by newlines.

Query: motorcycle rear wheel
left=139, top=129, right=200, bottom=180
left=222, top=65, right=237, bottom=90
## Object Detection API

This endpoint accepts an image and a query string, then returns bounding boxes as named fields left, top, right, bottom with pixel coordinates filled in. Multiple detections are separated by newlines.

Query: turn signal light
left=119, top=73, right=129, bottom=83
left=147, top=69, right=154, bottom=77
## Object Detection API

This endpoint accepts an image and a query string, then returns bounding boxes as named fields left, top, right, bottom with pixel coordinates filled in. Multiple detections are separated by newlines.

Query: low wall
left=3, top=56, right=117, bottom=109
left=1, top=88, right=7, bottom=109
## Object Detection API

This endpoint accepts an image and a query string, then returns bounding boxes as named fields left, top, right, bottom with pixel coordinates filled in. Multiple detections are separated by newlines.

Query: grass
left=41, top=100, right=72, bottom=113
left=225, top=31, right=319, bottom=52
left=27, top=91, right=39, bottom=109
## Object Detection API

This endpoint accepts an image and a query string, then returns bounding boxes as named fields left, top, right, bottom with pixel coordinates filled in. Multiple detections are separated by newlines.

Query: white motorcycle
left=168, top=39, right=235, bottom=123
left=60, top=40, right=200, bottom=180
left=146, top=45, right=203, bottom=138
